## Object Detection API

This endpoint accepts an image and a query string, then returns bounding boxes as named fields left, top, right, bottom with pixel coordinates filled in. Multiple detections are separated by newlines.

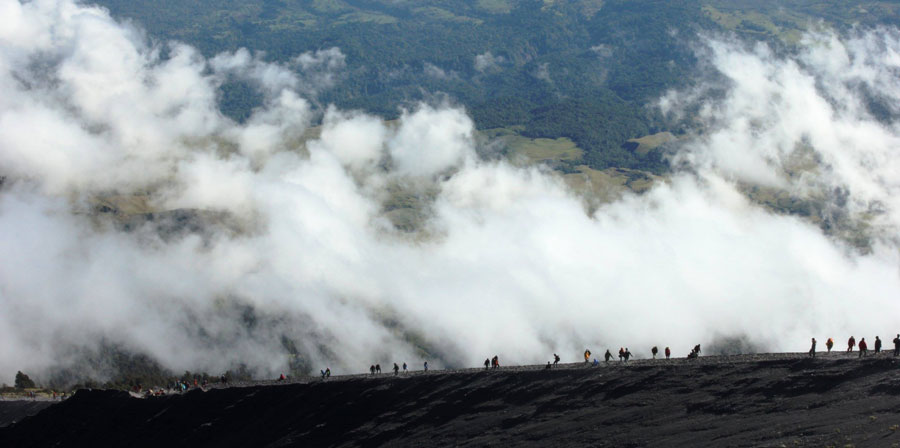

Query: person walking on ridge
left=875, top=336, right=882, bottom=354
left=484, top=358, right=490, bottom=370
left=553, top=353, right=560, bottom=367
left=584, top=349, right=591, bottom=363
left=665, top=347, right=671, bottom=360
left=605, top=349, right=613, bottom=363
left=618, top=347, right=625, bottom=362
left=809, top=338, right=816, bottom=358
left=402, top=362, right=407, bottom=372
left=826, top=338, right=834, bottom=353
left=651, top=346, right=658, bottom=359
left=847, top=336, right=856, bottom=352
left=859, top=338, right=868, bottom=358
left=893, top=334, right=900, bottom=356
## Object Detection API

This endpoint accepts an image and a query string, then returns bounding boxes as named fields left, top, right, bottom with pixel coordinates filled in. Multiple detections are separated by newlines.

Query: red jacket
left=859, top=340, right=868, bottom=350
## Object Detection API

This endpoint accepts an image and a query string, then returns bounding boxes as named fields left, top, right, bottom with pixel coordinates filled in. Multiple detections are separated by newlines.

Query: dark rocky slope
left=3, top=353, right=900, bottom=447
left=0, top=401, right=53, bottom=428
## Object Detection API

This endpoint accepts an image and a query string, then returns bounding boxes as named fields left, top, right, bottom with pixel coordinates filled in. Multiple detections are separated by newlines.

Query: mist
left=1, top=0, right=900, bottom=384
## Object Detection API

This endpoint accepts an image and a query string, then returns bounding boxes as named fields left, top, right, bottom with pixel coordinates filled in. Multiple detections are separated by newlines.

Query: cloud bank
left=1, top=1, right=900, bottom=383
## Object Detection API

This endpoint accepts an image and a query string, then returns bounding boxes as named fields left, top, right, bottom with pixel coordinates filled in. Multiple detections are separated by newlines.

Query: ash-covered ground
left=2, top=352, right=900, bottom=447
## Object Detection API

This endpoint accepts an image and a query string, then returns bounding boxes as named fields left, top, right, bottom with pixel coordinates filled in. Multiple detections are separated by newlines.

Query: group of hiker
left=367, top=362, right=426, bottom=376
left=343, top=334, right=900, bottom=382
left=809, top=334, right=900, bottom=358
left=544, top=345, right=680, bottom=368
left=484, top=356, right=501, bottom=369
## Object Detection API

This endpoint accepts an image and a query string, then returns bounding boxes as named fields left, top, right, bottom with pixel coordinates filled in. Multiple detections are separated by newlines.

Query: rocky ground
left=0, top=400, right=53, bottom=428
left=2, top=352, right=900, bottom=447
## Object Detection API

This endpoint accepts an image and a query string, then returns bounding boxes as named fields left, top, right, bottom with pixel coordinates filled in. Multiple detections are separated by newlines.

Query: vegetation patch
left=625, top=131, right=677, bottom=156
left=475, top=0, right=512, bottom=14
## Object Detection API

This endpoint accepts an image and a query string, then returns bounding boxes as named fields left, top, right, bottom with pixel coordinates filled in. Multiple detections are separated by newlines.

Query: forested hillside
left=91, top=0, right=900, bottom=173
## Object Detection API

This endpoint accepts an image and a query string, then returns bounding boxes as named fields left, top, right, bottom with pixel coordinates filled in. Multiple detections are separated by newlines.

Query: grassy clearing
left=91, top=195, right=154, bottom=216
left=334, top=11, right=398, bottom=25
left=626, top=131, right=676, bottom=156
left=702, top=4, right=804, bottom=44
left=412, top=7, right=483, bottom=24
left=475, top=0, right=512, bottom=14
left=268, top=11, right=318, bottom=30
left=564, top=166, right=658, bottom=204
left=311, top=0, right=352, bottom=14
left=481, top=127, right=583, bottom=165
left=480, top=127, right=660, bottom=206
left=506, top=136, right=583, bottom=165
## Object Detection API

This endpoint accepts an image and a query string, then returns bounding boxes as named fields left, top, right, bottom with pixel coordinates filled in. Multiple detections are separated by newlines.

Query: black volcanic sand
left=0, top=401, right=53, bottom=428
left=3, top=353, right=900, bottom=447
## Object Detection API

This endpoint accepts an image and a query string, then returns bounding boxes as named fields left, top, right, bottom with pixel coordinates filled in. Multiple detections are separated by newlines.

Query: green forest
left=91, top=0, right=900, bottom=173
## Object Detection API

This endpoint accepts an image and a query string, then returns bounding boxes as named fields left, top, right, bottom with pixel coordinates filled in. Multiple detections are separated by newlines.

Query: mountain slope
left=3, top=353, right=900, bottom=447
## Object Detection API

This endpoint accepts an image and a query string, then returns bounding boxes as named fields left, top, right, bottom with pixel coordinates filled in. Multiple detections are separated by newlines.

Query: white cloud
left=474, top=51, right=505, bottom=72
left=1, top=1, right=900, bottom=386
left=534, top=62, right=551, bottom=82
left=423, top=62, right=459, bottom=81
left=388, top=104, right=474, bottom=177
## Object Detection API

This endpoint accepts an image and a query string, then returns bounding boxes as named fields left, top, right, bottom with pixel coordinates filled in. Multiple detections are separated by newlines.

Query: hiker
left=553, top=353, right=560, bottom=366
left=402, top=362, right=408, bottom=372
left=604, top=349, right=612, bottom=362
left=665, top=347, right=671, bottom=360
left=875, top=336, right=882, bottom=354
left=592, top=358, right=599, bottom=367
left=280, top=373, right=286, bottom=381
left=484, top=358, right=490, bottom=370
left=370, top=365, right=376, bottom=375
left=624, top=348, right=632, bottom=362
left=492, top=356, right=500, bottom=369
left=826, top=338, right=834, bottom=353
left=545, top=362, right=552, bottom=370
left=859, top=338, right=868, bottom=358
left=320, top=370, right=326, bottom=378
left=618, top=347, right=625, bottom=362
left=651, top=346, right=658, bottom=359
left=809, top=338, right=816, bottom=358
left=326, top=368, right=331, bottom=377
left=393, top=363, right=400, bottom=375
left=847, top=336, right=856, bottom=352
left=376, top=364, right=382, bottom=374
left=424, top=361, right=428, bottom=371
left=687, top=346, right=699, bottom=359
left=584, top=349, right=591, bottom=363
left=894, top=334, right=900, bottom=356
